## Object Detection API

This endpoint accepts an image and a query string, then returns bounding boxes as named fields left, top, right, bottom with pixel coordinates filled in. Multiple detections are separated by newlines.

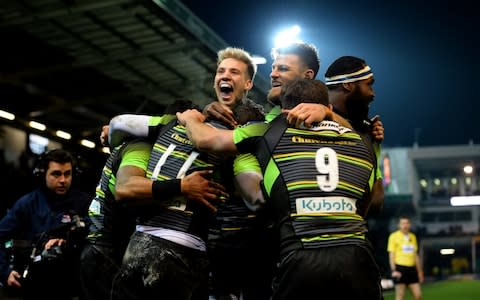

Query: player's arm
left=115, top=165, right=156, bottom=204
left=283, top=103, right=352, bottom=128
left=114, top=141, right=227, bottom=212
left=367, top=179, right=384, bottom=216
left=177, top=109, right=238, bottom=154
left=113, top=141, right=158, bottom=204
left=365, top=141, right=384, bottom=217
left=116, top=167, right=227, bottom=213
left=233, top=153, right=265, bottom=211
left=367, top=119, right=385, bottom=215
left=366, top=168, right=384, bottom=217
left=108, top=114, right=152, bottom=148
left=108, top=114, right=176, bottom=148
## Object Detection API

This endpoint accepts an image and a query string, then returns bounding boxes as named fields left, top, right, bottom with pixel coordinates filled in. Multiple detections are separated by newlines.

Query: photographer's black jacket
left=0, top=188, right=90, bottom=284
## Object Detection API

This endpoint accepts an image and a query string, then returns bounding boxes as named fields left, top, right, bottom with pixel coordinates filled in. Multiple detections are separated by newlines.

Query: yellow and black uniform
left=388, top=230, right=420, bottom=284
left=233, top=115, right=382, bottom=300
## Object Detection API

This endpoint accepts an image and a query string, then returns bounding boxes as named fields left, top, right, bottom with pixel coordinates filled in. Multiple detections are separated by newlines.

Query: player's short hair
left=217, top=47, right=257, bottom=80
left=280, top=78, right=329, bottom=109
left=271, top=42, right=320, bottom=78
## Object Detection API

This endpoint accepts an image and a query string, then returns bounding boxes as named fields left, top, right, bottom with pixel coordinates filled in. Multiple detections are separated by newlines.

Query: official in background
left=388, top=216, right=424, bottom=300
left=0, top=149, right=91, bottom=300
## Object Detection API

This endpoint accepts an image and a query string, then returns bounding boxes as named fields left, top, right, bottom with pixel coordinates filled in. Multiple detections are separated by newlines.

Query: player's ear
left=244, top=79, right=253, bottom=91
left=304, top=69, right=314, bottom=79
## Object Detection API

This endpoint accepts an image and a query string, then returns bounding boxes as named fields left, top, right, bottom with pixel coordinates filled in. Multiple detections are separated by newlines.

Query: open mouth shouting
left=218, top=82, right=234, bottom=102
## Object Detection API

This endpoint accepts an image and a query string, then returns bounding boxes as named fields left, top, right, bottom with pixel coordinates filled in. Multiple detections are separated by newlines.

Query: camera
left=5, top=214, right=88, bottom=280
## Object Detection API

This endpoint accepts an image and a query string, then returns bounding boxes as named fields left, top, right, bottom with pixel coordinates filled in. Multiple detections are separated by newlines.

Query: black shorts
left=272, top=245, right=382, bottom=300
left=394, top=265, right=419, bottom=285
left=207, top=229, right=275, bottom=299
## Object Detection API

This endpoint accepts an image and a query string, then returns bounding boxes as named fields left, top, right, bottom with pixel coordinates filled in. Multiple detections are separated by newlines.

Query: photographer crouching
left=0, top=149, right=91, bottom=300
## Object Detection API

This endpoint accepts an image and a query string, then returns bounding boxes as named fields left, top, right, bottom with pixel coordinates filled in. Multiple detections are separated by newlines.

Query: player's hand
left=176, top=109, right=206, bottom=126
left=283, top=103, right=333, bottom=128
left=203, top=101, right=237, bottom=129
left=100, top=125, right=109, bottom=146
left=181, top=170, right=228, bottom=213
left=371, top=115, right=384, bottom=142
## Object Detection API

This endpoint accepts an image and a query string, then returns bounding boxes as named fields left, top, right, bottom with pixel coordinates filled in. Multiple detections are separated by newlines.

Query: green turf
left=382, top=279, right=480, bottom=300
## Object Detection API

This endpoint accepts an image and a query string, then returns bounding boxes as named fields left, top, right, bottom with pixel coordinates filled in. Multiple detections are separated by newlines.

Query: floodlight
left=29, top=121, right=46, bottom=131
left=463, top=165, right=473, bottom=175
left=0, top=110, right=15, bottom=120
left=252, top=55, right=267, bottom=65
left=450, top=196, right=480, bottom=206
left=56, top=130, right=71, bottom=140
left=81, top=139, right=96, bottom=149
left=440, top=248, right=455, bottom=255
left=274, top=25, right=301, bottom=48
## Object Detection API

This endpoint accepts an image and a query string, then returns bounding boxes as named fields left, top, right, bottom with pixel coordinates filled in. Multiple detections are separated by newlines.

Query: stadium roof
left=0, top=0, right=269, bottom=149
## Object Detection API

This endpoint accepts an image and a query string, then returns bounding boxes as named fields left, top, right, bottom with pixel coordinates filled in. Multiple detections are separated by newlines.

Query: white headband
left=325, top=65, right=373, bottom=85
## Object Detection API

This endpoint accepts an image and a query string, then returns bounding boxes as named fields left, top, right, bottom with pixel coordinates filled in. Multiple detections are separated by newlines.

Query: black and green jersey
left=265, top=105, right=281, bottom=123
left=87, top=140, right=151, bottom=250
left=141, top=119, right=230, bottom=242
left=209, top=153, right=263, bottom=241
left=233, top=115, right=375, bottom=256
left=147, top=115, right=265, bottom=242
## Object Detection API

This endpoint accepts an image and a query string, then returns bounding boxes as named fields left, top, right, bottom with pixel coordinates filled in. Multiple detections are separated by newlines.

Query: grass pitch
left=382, top=278, right=480, bottom=300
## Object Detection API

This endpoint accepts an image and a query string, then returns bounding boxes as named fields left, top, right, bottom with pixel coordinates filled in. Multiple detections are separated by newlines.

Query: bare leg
left=395, top=284, right=406, bottom=300
left=409, top=283, right=422, bottom=300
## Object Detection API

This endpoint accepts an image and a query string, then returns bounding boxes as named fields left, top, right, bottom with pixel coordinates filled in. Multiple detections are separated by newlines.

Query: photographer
left=0, top=149, right=91, bottom=300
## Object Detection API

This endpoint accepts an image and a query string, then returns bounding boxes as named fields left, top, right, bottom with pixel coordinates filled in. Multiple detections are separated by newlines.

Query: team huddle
left=1, top=41, right=417, bottom=300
